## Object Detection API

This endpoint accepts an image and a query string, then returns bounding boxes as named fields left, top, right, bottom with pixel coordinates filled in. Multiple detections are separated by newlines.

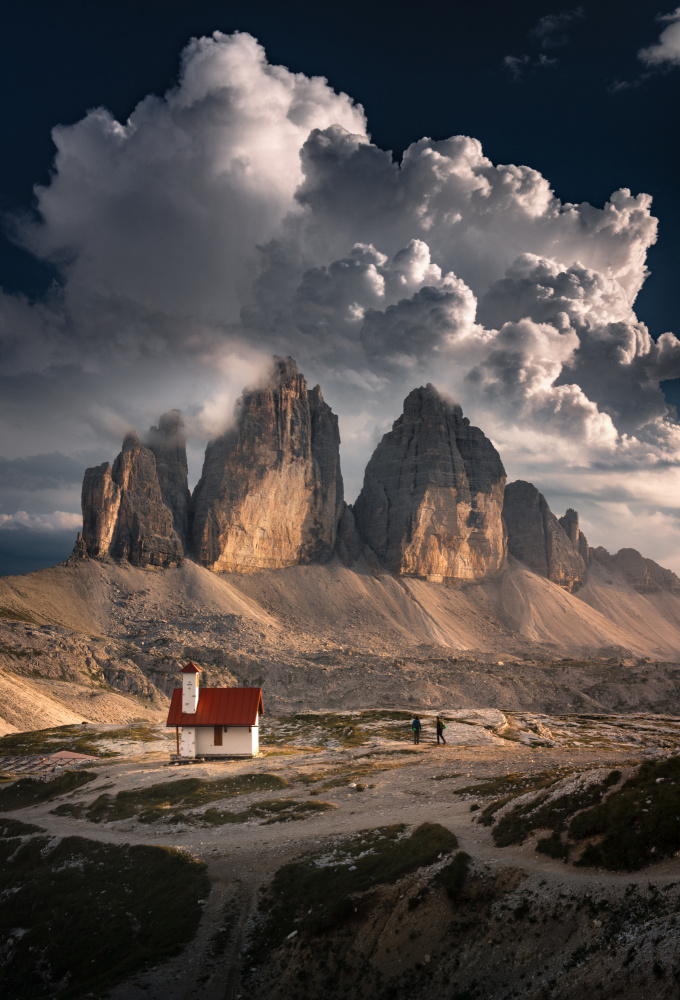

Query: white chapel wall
left=195, top=726, right=258, bottom=756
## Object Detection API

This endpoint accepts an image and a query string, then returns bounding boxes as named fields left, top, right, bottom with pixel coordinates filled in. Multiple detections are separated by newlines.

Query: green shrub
left=0, top=724, right=116, bottom=758
left=0, top=831, right=208, bottom=999
left=572, top=757, right=680, bottom=870
left=0, top=770, right=95, bottom=811
left=437, top=851, right=471, bottom=899
left=492, top=771, right=621, bottom=848
left=83, top=772, right=288, bottom=823
left=249, top=823, right=458, bottom=962
left=536, top=831, right=569, bottom=860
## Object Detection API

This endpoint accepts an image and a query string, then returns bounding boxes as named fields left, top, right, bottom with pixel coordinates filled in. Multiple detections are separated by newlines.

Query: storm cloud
left=2, top=30, right=680, bottom=571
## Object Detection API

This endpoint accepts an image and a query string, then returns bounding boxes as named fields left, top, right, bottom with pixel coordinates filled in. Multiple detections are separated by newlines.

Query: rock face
left=503, top=481, right=586, bottom=591
left=591, top=547, right=680, bottom=593
left=191, top=357, right=344, bottom=573
left=558, top=508, right=590, bottom=563
left=147, top=410, right=191, bottom=546
left=336, top=504, right=363, bottom=567
left=352, top=385, right=507, bottom=581
left=79, top=426, right=185, bottom=569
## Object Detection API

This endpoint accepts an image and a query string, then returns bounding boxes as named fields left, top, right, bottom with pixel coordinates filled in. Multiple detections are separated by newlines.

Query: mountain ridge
left=72, top=356, right=680, bottom=597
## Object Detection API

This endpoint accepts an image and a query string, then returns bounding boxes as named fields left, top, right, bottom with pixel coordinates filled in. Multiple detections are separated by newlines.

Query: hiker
left=411, top=715, right=422, bottom=744
left=436, top=715, right=447, bottom=745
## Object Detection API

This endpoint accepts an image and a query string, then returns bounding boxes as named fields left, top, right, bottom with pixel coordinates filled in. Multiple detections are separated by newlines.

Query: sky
left=1, top=0, right=680, bottom=576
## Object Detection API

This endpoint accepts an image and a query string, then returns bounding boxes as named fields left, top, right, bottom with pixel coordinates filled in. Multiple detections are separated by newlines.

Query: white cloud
left=639, top=7, right=680, bottom=67
left=17, top=31, right=367, bottom=331
left=1, top=31, right=680, bottom=570
left=0, top=510, right=82, bottom=532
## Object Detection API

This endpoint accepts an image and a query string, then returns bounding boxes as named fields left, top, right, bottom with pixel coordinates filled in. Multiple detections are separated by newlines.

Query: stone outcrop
left=503, top=481, right=586, bottom=591
left=558, top=508, right=590, bottom=564
left=336, top=504, right=363, bottom=567
left=191, top=357, right=344, bottom=573
left=147, top=410, right=191, bottom=546
left=78, top=427, right=185, bottom=569
left=352, top=385, right=507, bottom=581
left=591, top=547, right=680, bottom=593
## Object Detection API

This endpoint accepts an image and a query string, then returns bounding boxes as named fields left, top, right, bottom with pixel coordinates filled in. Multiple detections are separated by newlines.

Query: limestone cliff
left=80, top=462, right=121, bottom=559
left=503, top=481, right=586, bottom=591
left=591, top=547, right=680, bottom=593
left=559, top=508, right=590, bottom=563
left=78, top=429, right=185, bottom=569
left=147, top=410, right=191, bottom=546
left=191, top=357, right=344, bottom=572
left=352, top=385, right=507, bottom=581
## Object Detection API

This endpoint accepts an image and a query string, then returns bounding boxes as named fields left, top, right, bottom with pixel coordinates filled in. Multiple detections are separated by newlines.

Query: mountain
left=77, top=426, right=185, bottom=569
left=73, top=361, right=679, bottom=601
left=191, top=356, right=344, bottom=572
left=502, top=480, right=587, bottom=592
left=353, top=384, right=507, bottom=581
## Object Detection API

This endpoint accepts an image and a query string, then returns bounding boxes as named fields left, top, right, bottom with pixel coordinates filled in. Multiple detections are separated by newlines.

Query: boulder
left=352, top=384, right=507, bottom=580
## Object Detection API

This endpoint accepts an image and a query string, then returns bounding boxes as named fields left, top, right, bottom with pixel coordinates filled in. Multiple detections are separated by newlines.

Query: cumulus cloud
left=2, top=30, right=680, bottom=571
left=0, top=510, right=82, bottom=532
left=17, top=31, right=365, bottom=331
left=639, top=7, right=680, bottom=67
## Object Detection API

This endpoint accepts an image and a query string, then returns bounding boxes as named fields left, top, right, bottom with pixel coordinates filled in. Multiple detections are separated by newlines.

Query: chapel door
left=214, top=726, right=223, bottom=746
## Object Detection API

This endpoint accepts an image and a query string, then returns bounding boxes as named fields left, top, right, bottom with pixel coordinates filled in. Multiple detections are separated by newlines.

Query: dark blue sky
left=0, top=0, right=678, bottom=575
left=1, top=0, right=676, bottom=336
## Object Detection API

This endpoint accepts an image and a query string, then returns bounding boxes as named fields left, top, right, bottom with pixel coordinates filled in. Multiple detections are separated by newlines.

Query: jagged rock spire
left=353, top=384, right=507, bottom=581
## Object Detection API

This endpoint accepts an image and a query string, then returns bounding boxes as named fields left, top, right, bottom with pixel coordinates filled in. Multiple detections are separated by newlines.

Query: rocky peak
left=77, top=416, right=186, bottom=569
left=503, top=481, right=586, bottom=591
left=558, top=507, right=589, bottom=563
left=352, top=384, right=507, bottom=581
left=591, top=547, right=680, bottom=593
left=146, top=409, right=191, bottom=545
left=191, top=356, right=344, bottom=572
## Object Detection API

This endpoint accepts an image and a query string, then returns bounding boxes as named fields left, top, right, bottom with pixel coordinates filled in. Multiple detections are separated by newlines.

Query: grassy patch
left=0, top=817, right=44, bottom=837
left=437, top=851, right=471, bottom=899
left=99, top=724, right=164, bottom=743
left=0, top=725, right=117, bottom=758
left=296, top=758, right=415, bottom=790
left=536, top=832, right=570, bottom=860
left=571, top=756, right=680, bottom=870
left=456, top=769, right=572, bottom=800
left=266, top=712, right=369, bottom=748
left=82, top=772, right=288, bottom=823
left=492, top=771, right=620, bottom=848
left=248, top=822, right=458, bottom=963
left=0, top=827, right=209, bottom=1000
left=171, top=799, right=335, bottom=826
left=0, top=770, right=96, bottom=811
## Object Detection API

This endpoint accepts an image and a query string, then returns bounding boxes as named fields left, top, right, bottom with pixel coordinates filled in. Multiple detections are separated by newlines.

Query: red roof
left=180, top=662, right=202, bottom=674
left=166, top=687, right=263, bottom=727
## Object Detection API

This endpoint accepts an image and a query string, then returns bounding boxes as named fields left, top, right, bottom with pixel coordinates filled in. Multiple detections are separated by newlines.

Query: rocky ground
left=2, top=555, right=680, bottom=997
left=3, top=557, right=680, bottom=736
left=3, top=716, right=680, bottom=1000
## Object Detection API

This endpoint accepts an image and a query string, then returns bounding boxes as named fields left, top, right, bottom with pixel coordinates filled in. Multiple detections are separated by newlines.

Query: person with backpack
left=436, top=715, right=447, bottom=745
left=411, top=715, right=422, bottom=744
